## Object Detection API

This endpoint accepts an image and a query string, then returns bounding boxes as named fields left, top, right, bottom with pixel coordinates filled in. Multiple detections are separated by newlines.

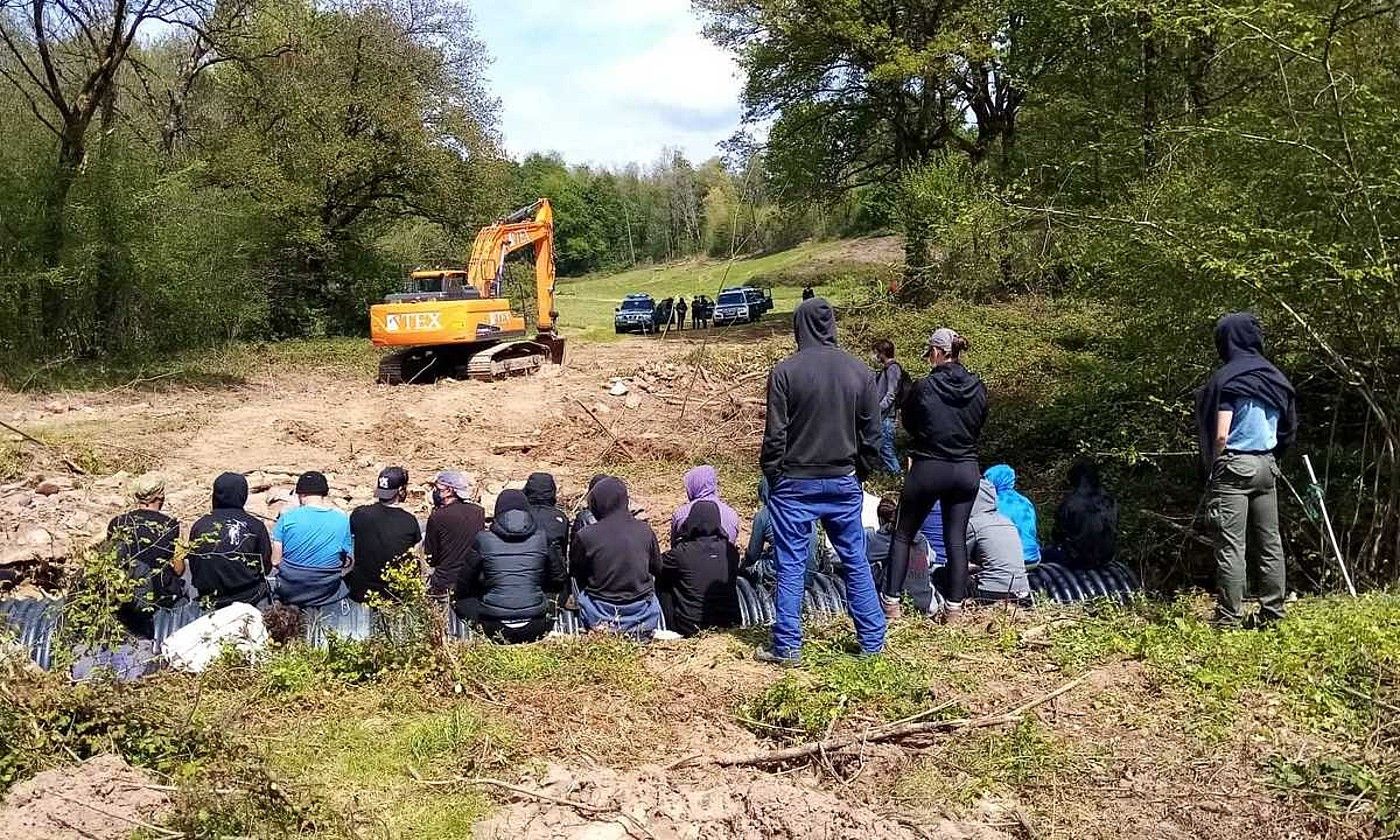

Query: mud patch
left=0, top=754, right=171, bottom=840
left=474, top=763, right=1011, bottom=840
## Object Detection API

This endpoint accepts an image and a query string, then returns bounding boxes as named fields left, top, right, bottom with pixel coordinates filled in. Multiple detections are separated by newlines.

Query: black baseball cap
left=295, top=470, right=330, bottom=497
left=375, top=466, right=408, bottom=500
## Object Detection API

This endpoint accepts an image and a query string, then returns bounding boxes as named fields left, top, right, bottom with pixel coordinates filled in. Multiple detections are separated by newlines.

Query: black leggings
left=884, top=458, right=980, bottom=604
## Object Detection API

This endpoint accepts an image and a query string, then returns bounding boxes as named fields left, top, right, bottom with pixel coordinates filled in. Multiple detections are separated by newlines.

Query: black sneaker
left=1244, top=612, right=1283, bottom=631
left=754, top=646, right=800, bottom=667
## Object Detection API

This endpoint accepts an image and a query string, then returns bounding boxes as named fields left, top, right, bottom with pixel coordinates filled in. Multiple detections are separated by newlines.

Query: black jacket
left=1193, top=313, right=1297, bottom=475
left=188, top=473, right=272, bottom=608
left=1052, top=464, right=1119, bottom=570
left=106, top=508, right=182, bottom=612
left=904, top=362, right=988, bottom=462
left=761, top=299, right=882, bottom=482
left=457, top=493, right=559, bottom=622
left=658, top=502, right=740, bottom=637
left=524, top=472, right=571, bottom=580
left=569, top=478, right=661, bottom=603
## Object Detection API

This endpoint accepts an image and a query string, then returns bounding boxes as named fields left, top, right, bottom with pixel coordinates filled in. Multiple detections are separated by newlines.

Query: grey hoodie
left=966, top=479, right=1029, bottom=597
left=760, top=298, right=882, bottom=482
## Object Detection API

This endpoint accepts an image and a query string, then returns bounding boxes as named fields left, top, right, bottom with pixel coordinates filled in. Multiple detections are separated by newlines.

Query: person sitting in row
left=983, top=464, right=1041, bottom=565
left=670, top=465, right=740, bottom=547
left=187, top=472, right=272, bottom=609
left=347, top=467, right=421, bottom=603
left=965, top=478, right=1032, bottom=606
left=424, top=470, right=485, bottom=600
left=744, top=475, right=819, bottom=584
left=658, top=501, right=740, bottom=637
left=454, top=490, right=565, bottom=644
left=524, top=471, right=571, bottom=582
left=570, top=477, right=662, bottom=638
left=1044, top=461, right=1119, bottom=570
left=570, top=474, right=607, bottom=543
left=106, top=473, right=184, bottom=638
left=271, top=471, right=353, bottom=608
left=920, top=500, right=946, bottom=565
left=866, top=497, right=932, bottom=613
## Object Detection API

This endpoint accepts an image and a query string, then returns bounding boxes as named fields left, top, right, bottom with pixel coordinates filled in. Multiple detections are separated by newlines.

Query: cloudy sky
left=472, top=0, right=744, bottom=168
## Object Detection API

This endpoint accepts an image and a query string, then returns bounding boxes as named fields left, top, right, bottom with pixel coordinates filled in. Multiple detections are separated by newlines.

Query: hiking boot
left=880, top=595, right=902, bottom=621
left=754, top=646, right=800, bottom=667
left=935, top=604, right=972, bottom=626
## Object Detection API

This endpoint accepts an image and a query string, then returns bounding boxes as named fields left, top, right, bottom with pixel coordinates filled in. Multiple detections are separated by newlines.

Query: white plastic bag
left=161, top=603, right=269, bottom=673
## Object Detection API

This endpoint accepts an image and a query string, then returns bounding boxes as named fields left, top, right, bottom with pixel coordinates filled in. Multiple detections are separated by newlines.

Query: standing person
left=524, top=472, right=571, bottom=590
left=424, top=470, right=486, bottom=599
left=455, top=490, right=561, bottom=643
left=187, top=472, right=273, bottom=609
left=801, top=285, right=815, bottom=301
left=658, top=501, right=740, bottom=637
left=675, top=297, right=688, bottom=331
left=1045, top=462, right=1119, bottom=569
left=1195, top=312, right=1297, bottom=628
left=758, top=297, right=885, bottom=664
left=670, top=464, right=740, bottom=546
left=106, top=473, right=183, bottom=638
left=983, top=464, right=1041, bottom=565
left=871, top=339, right=906, bottom=475
left=883, top=328, right=987, bottom=624
left=347, top=467, right=421, bottom=603
left=271, top=471, right=354, bottom=608
left=691, top=297, right=703, bottom=330
left=569, top=477, right=663, bottom=638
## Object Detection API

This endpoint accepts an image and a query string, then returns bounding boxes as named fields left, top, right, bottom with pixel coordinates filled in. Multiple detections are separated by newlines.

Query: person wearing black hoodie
left=658, top=501, right=740, bottom=637
left=570, top=474, right=608, bottom=543
left=569, top=477, right=663, bottom=637
left=187, top=472, right=273, bottom=608
left=759, top=297, right=885, bottom=663
left=884, top=327, right=987, bottom=624
left=524, top=472, right=571, bottom=589
left=455, top=490, right=560, bottom=643
left=1195, top=312, right=1297, bottom=627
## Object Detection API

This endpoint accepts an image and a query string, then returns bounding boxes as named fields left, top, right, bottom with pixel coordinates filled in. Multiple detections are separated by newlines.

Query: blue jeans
left=880, top=417, right=901, bottom=474
left=769, top=475, right=886, bottom=657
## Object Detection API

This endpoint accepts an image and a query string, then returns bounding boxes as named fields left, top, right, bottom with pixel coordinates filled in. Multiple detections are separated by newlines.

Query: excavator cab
left=384, top=270, right=483, bottom=304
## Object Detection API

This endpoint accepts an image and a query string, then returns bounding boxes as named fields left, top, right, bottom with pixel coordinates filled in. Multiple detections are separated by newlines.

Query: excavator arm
left=465, top=199, right=558, bottom=332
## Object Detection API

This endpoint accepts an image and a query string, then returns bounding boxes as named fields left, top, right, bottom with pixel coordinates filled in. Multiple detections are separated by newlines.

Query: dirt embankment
left=0, top=754, right=170, bottom=840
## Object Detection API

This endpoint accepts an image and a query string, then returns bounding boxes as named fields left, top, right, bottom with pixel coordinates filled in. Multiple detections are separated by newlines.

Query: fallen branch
left=572, top=398, right=638, bottom=461
left=49, top=790, right=182, bottom=838
left=411, top=773, right=655, bottom=839
left=0, top=419, right=88, bottom=475
left=709, top=673, right=1090, bottom=767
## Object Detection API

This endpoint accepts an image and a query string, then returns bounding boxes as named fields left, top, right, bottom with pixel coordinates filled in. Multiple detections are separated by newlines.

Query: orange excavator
left=369, top=199, right=566, bottom=384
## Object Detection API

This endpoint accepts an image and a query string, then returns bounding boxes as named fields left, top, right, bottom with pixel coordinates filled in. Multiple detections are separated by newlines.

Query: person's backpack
left=893, top=366, right=915, bottom=413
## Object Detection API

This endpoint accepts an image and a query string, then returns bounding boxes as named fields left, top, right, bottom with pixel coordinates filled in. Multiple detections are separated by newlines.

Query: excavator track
left=378, top=337, right=563, bottom=384
left=464, top=340, right=548, bottom=380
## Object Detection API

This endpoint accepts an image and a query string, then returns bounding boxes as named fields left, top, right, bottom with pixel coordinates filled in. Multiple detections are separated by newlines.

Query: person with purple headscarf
left=670, top=465, right=740, bottom=547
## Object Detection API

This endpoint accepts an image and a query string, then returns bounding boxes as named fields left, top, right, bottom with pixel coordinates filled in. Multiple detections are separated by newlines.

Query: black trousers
left=455, top=597, right=551, bottom=644
left=885, top=458, right=980, bottom=603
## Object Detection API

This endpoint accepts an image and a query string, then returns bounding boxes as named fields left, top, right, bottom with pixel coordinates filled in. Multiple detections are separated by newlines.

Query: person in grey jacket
left=965, top=479, right=1031, bottom=606
left=871, top=339, right=905, bottom=474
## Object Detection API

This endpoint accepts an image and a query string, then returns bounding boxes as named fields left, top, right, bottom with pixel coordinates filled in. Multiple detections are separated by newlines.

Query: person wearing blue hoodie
left=983, top=465, right=1041, bottom=565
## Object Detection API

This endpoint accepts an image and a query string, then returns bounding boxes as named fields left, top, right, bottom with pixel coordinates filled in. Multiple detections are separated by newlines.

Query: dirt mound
left=0, top=754, right=171, bottom=840
left=474, top=763, right=1011, bottom=840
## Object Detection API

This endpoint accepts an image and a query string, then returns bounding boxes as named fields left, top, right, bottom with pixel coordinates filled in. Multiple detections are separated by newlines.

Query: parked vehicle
left=614, top=294, right=657, bottom=334
left=712, top=286, right=774, bottom=326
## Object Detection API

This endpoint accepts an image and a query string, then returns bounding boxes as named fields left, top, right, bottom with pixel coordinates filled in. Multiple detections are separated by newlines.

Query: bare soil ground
left=0, top=753, right=170, bottom=839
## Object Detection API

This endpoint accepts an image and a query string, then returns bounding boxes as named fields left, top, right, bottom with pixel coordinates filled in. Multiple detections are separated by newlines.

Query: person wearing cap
left=106, top=472, right=184, bottom=638
left=347, top=467, right=422, bottom=603
left=270, top=471, right=354, bottom=607
left=883, top=327, right=987, bottom=625
left=454, top=489, right=562, bottom=643
left=424, top=470, right=486, bottom=599
left=187, top=472, right=273, bottom=609
left=757, top=297, right=885, bottom=665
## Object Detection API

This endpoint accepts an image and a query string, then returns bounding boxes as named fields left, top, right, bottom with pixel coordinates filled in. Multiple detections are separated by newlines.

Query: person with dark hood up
left=983, top=464, right=1041, bottom=565
left=965, top=479, right=1031, bottom=606
left=454, top=490, right=560, bottom=643
left=1194, top=312, right=1297, bottom=628
left=658, top=501, right=741, bottom=637
left=569, top=477, right=663, bottom=638
left=106, top=473, right=184, bottom=638
left=187, top=472, right=273, bottom=609
left=1045, top=461, right=1119, bottom=570
left=570, top=474, right=608, bottom=542
left=758, top=297, right=885, bottom=664
left=524, top=472, right=570, bottom=588
left=883, top=328, right=987, bottom=625
left=871, top=339, right=907, bottom=475
left=271, top=471, right=353, bottom=607
left=670, top=465, right=740, bottom=546
left=347, top=467, right=421, bottom=603
left=424, top=470, right=486, bottom=599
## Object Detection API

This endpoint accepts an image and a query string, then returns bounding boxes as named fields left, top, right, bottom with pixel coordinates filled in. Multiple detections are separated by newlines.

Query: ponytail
left=950, top=335, right=970, bottom=358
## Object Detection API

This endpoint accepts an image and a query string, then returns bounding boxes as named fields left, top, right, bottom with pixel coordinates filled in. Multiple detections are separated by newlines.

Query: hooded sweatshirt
left=188, top=473, right=273, bottom=608
left=761, top=298, right=882, bottom=482
left=659, top=501, right=740, bottom=637
left=1052, top=463, right=1118, bottom=570
left=569, top=477, right=661, bottom=603
left=965, top=479, right=1030, bottom=597
left=457, top=490, right=558, bottom=622
left=903, top=361, right=988, bottom=461
left=984, top=465, right=1041, bottom=564
left=669, top=465, right=741, bottom=546
left=1194, top=313, right=1298, bottom=475
left=524, top=472, right=571, bottom=580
